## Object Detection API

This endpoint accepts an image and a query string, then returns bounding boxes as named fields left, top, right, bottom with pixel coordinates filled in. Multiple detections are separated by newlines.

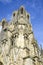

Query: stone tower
left=0, top=6, right=43, bottom=65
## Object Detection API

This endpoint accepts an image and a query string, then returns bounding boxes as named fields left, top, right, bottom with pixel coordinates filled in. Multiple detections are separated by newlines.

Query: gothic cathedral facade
left=0, top=6, right=43, bottom=65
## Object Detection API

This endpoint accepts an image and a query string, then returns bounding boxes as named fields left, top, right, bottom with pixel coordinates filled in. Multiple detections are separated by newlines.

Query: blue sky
left=0, top=0, right=43, bottom=48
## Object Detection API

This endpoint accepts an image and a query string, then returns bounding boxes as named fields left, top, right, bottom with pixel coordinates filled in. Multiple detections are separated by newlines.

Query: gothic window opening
left=13, top=13, right=15, bottom=17
left=0, top=62, right=3, bottom=65
left=27, top=14, right=29, bottom=19
left=13, top=33, right=19, bottom=38
left=2, top=39, right=7, bottom=46
left=2, top=21, right=5, bottom=28
left=10, top=35, right=14, bottom=46
left=24, top=33, right=28, bottom=39
left=21, top=7, right=23, bottom=14
left=3, top=28, right=7, bottom=31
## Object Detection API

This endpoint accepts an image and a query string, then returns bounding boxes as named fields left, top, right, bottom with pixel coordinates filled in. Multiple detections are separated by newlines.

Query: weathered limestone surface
left=0, top=6, right=43, bottom=65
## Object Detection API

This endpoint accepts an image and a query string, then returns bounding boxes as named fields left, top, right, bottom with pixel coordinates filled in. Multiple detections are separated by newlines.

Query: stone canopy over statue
left=0, top=6, right=43, bottom=65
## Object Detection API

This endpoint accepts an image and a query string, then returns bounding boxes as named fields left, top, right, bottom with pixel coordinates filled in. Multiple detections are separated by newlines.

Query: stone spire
left=12, top=6, right=30, bottom=25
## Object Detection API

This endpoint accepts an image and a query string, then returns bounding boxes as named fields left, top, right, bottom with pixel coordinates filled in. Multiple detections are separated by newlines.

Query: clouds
left=0, top=0, right=12, bottom=3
